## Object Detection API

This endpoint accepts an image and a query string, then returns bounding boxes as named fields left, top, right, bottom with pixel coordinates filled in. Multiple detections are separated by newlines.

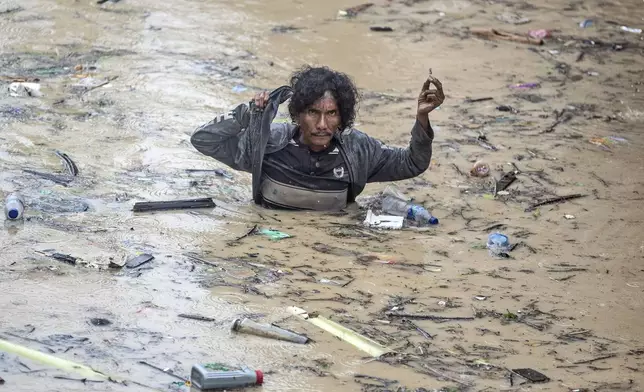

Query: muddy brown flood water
left=1, top=0, right=643, bottom=391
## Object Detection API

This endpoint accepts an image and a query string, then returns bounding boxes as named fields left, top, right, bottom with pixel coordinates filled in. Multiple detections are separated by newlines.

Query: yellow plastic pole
left=0, top=338, right=108, bottom=380
left=288, top=307, right=390, bottom=357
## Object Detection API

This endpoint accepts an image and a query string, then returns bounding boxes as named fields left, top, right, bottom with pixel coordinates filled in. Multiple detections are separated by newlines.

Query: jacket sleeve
left=190, top=103, right=253, bottom=172
left=366, top=120, right=434, bottom=182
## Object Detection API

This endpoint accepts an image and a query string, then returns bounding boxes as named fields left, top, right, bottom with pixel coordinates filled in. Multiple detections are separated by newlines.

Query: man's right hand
left=253, top=91, right=269, bottom=109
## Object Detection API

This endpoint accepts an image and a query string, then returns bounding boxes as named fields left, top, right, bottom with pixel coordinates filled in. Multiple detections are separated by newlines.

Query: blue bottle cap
left=7, top=209, right=19, bottom=219
left=428, top=217, right=439, bottom=225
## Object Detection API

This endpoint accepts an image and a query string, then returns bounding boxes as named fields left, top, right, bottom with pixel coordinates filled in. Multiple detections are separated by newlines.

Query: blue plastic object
left=487, top=233, right=510, bottom=256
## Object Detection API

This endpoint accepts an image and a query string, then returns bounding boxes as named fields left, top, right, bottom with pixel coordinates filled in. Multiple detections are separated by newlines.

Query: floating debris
left=125, top=254, right=154, bottom=268
left=525, top=194, right=586, bottom=212
left=23, top=169, right=73, bottom=186
left=89, top=318, right=111, bottom=326
left=289, top=306, right=390, bottom=357
left=232, top=318, right=309, bottom=344
left=8, top=82, right=42, bottom=97
left=54, top=150, right=79, bottom=176
left=363, top=210, right=404, bottom=229
left=178, top=314, right=216, bottom=322
left=338, top=3, right=373, bottom=18
left=256, top=228, right=291, bottom=241
left=511, top=368, right=550, bottom=383
left=370, top=26, right=393, bottom=32
left=132, top=198, right=216, bottom=212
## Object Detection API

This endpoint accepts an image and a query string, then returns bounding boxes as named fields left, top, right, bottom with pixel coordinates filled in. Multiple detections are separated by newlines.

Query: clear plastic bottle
left=231, top=318, right=309, bottom=344
left=4, top=193, right=25, bottom=220
left=487, top=232, right=510, bottom=256
left=381, top=188, right=438, bottom=226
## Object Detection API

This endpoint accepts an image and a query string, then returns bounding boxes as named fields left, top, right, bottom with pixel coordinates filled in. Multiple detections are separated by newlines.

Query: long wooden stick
left=471, top=28, right=544, bottom=45
left=525, top=194, right=586, bottom=212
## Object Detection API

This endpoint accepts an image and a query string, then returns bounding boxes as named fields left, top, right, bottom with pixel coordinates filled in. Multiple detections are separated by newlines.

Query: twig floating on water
left=370, top=26, right=393, bottom=32
left=547, top=268, right=588, bottom=273
left=471, top=28, right=543, bottom=45
left=542, top=109, right=572, bottom=133
left=184, top=253, right=219, bottom=267
left=53, top=376, right=104, bottom=383
left=386, top=312, right=474, bottom=322
left=573, top=353, right=618, bottom=365
left=138, top=361, right=189, bottom=382
left=132, top=198, right=216, bottom=212
left=552, top=274, right=576, bottom=281
left=257, top=212, right=282, bottom=222
left=590, top=171, right=610, bottom=187
left=3, top=332, right=54, bottom=346
left=80, top=76, right=118, bottom=95
left=233, top=225, right=258, bottom=242
left=576, top=51, right=585, bottom=62
left=23, top=169, right=73, bottom=186
left=406, top=320, right=434, bottom=339
left=18, top=361, right=31, bottom=371
left=185, top=168, right=233, bottom=178
left=465, top=97, right=493, bottom=103
left=341, top=278, right=355, bottom=288
left=483, top=223, right=506, bottom=232
left=341, top=3, right=374, bottom=17
left=354, top=374, right=397, bottom=386
left=421, top=364, right=472, bottom=387
left=451, top=163, right=464, bottom=176
left=178, top=313, right=216, bottom=322
left=525, top=194, right=586, bottom=212
left=477, top=138, right=498, bottom=151
left=0, top=6, right=23, bottom=14
left=54, top=150, right=79, bottom=176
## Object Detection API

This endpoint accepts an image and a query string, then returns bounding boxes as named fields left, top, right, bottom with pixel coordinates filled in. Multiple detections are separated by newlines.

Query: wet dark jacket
left=190, top=87, right=434, bottom=203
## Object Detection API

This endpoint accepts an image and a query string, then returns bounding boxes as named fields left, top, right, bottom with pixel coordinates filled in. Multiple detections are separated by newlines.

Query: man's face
left=297, top=91, right=341, bottom=150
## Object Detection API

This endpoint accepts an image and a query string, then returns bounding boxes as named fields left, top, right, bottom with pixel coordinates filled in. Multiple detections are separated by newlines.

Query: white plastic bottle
left=381, top=186, right=438, bottom=225
left=4, top=193, right=25, bottom=220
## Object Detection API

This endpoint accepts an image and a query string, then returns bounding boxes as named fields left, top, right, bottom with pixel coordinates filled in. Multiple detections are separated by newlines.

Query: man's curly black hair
left=288, top=66, right=359, bottom=131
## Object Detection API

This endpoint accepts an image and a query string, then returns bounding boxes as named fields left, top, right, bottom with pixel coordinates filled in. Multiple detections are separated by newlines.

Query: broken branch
left=386, top=313, right=474, bottom=322
left=525, top=194, right=586, bottom=212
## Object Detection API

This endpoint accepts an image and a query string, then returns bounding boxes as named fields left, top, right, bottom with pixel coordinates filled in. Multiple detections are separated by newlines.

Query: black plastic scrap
left=89, top=318, right=112, bottom=326
left=132, top=198, right=216, bottom=212
left=126, top=254, right=154, bottom=268
left=370, top=26, right=394, bottom=32
left=511, top=368, right=550, bottom=383
left=51, top=253, right=78, bottom=265
left=495, top=171, right=517, bottom=192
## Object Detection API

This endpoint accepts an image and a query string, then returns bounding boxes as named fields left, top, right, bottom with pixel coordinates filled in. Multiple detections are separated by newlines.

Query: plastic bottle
left=381, top=195, right=438, bottom=225
left=231, top=318, right=309, bottom=344
left=4, top=193, right=25, bottom=220
left=487, top=233, right=510, bottom=256
left=470, top=161, right=490, bottom=177
left=190, top=363, right=263, bottom=390
left=620, top=26, right=642, bottom=34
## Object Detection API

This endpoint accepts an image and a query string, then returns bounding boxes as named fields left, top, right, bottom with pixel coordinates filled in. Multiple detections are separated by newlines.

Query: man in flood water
left=190, top=66, right=444, bottom=210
